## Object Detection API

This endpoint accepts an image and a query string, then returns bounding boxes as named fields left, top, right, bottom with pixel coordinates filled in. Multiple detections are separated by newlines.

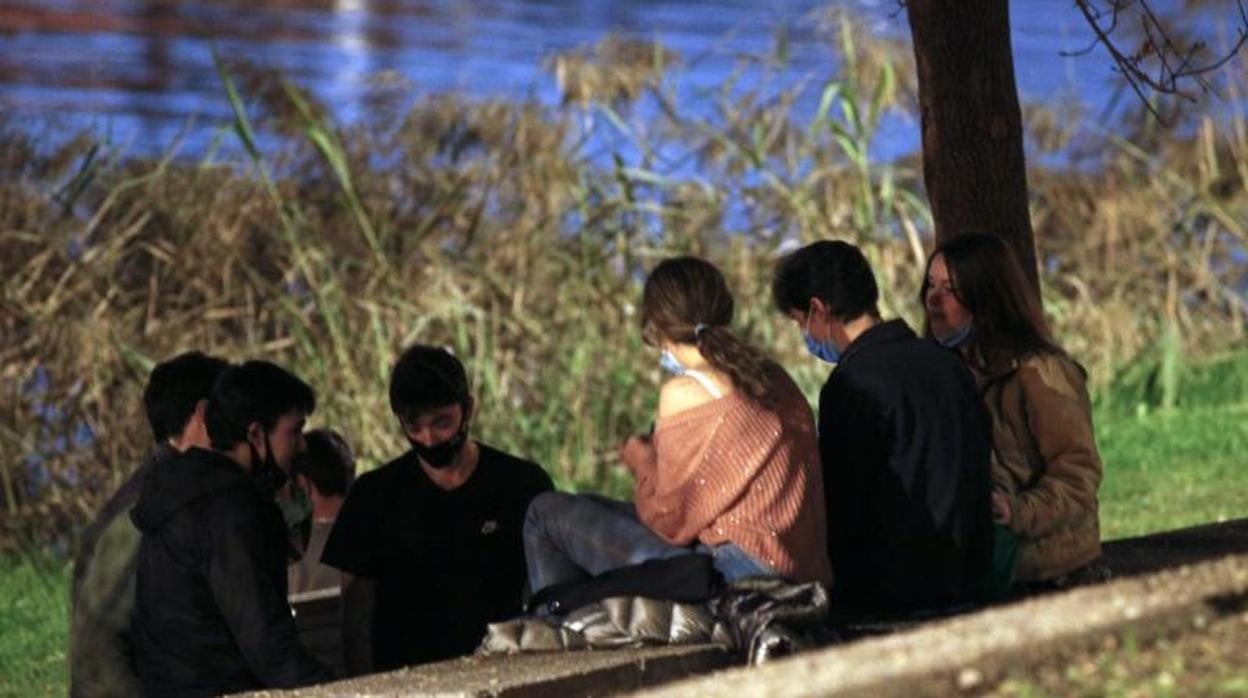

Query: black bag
left=710, top=578, right=834, bottom=663
left=527, top=553, right=722, bottom=616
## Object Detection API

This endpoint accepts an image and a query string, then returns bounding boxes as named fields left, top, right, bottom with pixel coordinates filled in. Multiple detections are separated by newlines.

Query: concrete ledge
left=249, top=519, right=1248, bottom=697
left=1103, top=518, right=1248, bottom=577
left=244, top=644, right=734, bottom=697
left=633, top=552, right=1248, bottom=698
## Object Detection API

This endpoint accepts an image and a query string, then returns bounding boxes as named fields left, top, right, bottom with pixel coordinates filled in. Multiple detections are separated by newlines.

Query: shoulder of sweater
left=659, top=374, right=723, bottom=417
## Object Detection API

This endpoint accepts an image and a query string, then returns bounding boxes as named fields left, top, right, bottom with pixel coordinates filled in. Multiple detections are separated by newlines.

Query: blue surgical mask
left=803, top=329, right=841, bottom=364
left=659, top=349, right=686, bottom=376
left=803, top=309, right=842, bottom=364
left=938, top=323, right=974, bottom=349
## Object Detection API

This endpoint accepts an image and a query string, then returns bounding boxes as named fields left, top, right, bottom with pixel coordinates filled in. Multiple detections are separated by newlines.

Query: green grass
left=1096, top=349, right=1248, bottom=540
left=1097, top=402, right=1248, bottom=540
left=0, top=554, right=69, bottom=697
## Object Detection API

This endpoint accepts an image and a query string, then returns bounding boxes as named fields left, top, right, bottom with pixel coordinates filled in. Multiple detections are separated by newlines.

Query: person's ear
left=462, top=397, right=475, bottom=426
left=246, top=421, right=266, bottom=454
left=809, top=297, right=830, bottom=324
left=180, top=399, right=212, bottom=450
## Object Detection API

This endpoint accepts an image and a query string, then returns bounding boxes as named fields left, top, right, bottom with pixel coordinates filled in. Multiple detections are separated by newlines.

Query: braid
left=695, top=325, right=774, bottom=404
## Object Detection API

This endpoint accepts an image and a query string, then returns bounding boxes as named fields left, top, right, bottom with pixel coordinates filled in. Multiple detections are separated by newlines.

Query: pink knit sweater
left=633, top=367, right=833, bottom=587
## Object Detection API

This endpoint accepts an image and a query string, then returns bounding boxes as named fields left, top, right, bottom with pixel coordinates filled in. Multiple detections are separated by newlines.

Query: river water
left=0, top=0, right=1241, bottom=157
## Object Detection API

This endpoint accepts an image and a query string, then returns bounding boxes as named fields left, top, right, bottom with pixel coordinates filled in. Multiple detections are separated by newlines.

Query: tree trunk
left=905, top=0, right=1040, bottom=291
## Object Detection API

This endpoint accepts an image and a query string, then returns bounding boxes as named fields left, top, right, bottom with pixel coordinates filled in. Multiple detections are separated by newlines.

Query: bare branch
left=1073, top=0, right=1170, bottom=122
left=1072, top=0, right=1248, bottom=124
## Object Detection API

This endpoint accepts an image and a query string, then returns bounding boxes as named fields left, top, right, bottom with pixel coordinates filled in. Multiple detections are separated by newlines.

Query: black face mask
left=250, top=432, right=288, bottom=495
left=409, top=423, right=469, bottom=470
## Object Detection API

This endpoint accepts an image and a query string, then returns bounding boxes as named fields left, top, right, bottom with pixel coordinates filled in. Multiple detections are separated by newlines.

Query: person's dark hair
left=205, top=361, right=316, bottom=451
left=641, top=256, right=773, bottom=402
left=292, top=428, right=355, bottom=497
left=920, top=232, right=1062, bottom=363
left=772, top=240, right=879, bottom=321
left=389, top=345, right=469, bottom=424
left=143, top=351, right=230, bottom=444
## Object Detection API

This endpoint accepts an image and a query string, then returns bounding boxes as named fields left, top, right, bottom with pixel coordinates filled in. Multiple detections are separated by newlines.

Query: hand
left=617, top=434, right=656, bottom=474
left=991, top=491, right=1013, bottom=525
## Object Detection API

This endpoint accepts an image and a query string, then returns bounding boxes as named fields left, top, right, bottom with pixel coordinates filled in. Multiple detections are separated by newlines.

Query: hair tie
left=693, top=323, right=710, bottom=340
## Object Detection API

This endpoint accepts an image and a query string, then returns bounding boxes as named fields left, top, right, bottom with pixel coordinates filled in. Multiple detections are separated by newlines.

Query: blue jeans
left=523, top=491, right=774, bottom=593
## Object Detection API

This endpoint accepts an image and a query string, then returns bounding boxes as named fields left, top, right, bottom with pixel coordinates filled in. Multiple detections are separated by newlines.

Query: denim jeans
left=523, top=491, right=773, bottom=593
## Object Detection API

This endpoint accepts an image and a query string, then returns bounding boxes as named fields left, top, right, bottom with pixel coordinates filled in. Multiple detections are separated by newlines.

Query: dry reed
left=0, top=18, right=1244, bottom=549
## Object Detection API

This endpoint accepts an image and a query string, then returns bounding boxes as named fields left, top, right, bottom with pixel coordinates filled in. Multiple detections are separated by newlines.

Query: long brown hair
left=920, top=232, right=1064, bottom=366
left=641, top=256, right=773, bottom=402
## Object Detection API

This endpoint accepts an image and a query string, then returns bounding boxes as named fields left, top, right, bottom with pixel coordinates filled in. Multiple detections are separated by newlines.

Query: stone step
left=1102, top=517, right=1248, bottom=578
left=241, top=644, right=733, bottom=697
left=632, top=551, right=1248, bottom=698
left=254, top=518, right=1248, bottom=696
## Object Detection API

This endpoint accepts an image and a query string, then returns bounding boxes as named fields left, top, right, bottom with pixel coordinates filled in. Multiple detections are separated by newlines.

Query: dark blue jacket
left=819, top=319, right=992, bottom=613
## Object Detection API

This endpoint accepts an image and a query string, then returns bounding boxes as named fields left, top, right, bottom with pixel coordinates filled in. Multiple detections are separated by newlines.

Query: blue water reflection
left=0, top=0, right=1238, bottom=157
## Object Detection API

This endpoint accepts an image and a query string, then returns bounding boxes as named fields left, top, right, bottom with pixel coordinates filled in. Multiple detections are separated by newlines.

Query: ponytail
left=641, top=256, right=776, bottom=404
left=693, top=325, right=774, bottom=405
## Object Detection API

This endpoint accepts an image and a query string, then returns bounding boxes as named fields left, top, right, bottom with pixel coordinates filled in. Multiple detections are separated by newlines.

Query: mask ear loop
left=246, top=424, right=266, bottom=472
left=248, top=440, right=263, bottom=472
left=255, top=429, right=277, bottom=471
left=459, top=401, right=473, bottom=439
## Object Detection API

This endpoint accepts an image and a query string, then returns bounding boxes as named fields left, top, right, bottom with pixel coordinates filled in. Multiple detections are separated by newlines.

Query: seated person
left=772, top=240, right=993, bottom=614
left=524, top=256, right=833, bottom=594
left=286, top=429, right=356, bottom=676
left=321, top=345, right=553, bottom=674
left=70, top=351, right=228, bottom=698
left=130, top=361, right=331, bottom=696
left=288, top=429, right=356, bottom=597
left=922, top=232, right=1106, bottom=592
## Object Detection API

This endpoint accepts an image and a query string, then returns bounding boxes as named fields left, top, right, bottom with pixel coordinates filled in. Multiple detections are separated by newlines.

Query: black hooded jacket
left=129, top=447, right=329, bottom=697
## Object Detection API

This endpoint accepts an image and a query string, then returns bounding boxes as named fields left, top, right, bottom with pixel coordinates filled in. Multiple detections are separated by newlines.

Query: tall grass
left=0, top=16, right=1245, bottom=549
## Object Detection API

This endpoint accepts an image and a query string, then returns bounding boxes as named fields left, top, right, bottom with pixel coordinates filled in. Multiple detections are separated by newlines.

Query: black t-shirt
left=321, top=443, right=552, bottom=669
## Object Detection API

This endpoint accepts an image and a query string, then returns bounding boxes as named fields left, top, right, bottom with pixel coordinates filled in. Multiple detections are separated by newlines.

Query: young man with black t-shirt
left=322, top=345, right=552, bottom=674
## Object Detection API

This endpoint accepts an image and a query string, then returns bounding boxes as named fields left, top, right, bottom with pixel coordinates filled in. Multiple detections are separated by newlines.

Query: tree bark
left=905, top=0, right=1040, bottom=291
